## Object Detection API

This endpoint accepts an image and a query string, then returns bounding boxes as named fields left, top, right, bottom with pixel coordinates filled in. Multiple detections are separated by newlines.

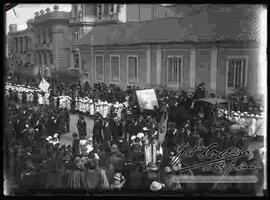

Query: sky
left=5, top=4, right=72, bottom=35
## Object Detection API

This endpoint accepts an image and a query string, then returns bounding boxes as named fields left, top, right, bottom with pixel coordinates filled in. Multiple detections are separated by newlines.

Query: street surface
left=59, top=114, right=94, bottom=146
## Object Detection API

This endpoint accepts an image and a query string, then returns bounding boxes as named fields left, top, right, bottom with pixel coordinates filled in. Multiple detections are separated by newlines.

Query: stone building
left=7, top=4, right=263, bottom=97
left=7, top=23, right=32, bottom=75
left=8, top=5, right=72, bottom=77
left=72, top=4, right=262, bottom=96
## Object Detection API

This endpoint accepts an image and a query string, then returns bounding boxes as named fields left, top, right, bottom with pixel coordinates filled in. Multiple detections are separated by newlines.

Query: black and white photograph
left=3, top=3, right=267, bottom=196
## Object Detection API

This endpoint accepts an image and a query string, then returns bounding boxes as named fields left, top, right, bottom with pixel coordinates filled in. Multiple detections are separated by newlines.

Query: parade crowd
left=4, top=75, right=264, bottom=194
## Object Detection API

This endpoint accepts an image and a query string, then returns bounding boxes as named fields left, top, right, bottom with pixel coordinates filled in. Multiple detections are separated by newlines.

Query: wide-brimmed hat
left=111, top=144, right=120, bottom=154
left=137, top=132, right=144, bottom=139
left=113, top=172, right=125, bottom=183
left=131, top=135, right=136, bottom=141
left=169, top=151, right=176, bottom=159
left=172, top=163, right=182, bottom=172
left=147, top=162, right=159, bottom=171
left=164, top=166, right=172, bottom=173
left=150, top=181, right=164, bottom=191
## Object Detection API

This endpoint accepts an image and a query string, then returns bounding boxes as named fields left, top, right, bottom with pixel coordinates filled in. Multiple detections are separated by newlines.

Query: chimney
left=9, top=24, right=17, bottom=33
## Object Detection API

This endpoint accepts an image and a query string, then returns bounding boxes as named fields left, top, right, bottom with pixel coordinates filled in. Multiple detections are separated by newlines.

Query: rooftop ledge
left=33, top=11, right=70, bottom=23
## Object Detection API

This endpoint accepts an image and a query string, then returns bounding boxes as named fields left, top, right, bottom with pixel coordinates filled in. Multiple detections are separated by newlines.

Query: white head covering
left=131, top=135, right=136, bottom=140
left=137, top=132, right=144, bottom=138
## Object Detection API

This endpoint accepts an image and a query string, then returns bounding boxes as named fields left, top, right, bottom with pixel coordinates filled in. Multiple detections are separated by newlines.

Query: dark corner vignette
left=3, top=3, right=267, bottom=197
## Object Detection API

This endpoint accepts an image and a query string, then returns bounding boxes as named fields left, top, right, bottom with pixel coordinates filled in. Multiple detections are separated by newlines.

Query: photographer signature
left=170, top=143, right=262, bottom=174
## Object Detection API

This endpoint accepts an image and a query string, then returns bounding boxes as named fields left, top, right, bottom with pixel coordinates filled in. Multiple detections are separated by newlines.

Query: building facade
left=72, top=4, right=262, bottom=97
left=7, top=4, right=262, bottom=97
left=8, top=5, right=72, bottom=77
left=8, top=24, right=32, bottom=75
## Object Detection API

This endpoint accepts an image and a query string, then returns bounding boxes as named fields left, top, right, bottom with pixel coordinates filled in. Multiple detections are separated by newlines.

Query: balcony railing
left=34, top=43, right=53, bottom=50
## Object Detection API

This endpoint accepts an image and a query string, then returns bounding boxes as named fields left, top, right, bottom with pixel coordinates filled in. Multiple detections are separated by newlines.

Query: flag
left=39, top=78, right=50, bottom=92
left=13, top=8, right=17, bottom=17
left=158, top=110, right=168, bottom=145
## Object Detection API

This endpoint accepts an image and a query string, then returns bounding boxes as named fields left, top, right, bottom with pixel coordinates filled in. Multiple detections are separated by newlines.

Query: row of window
left=35, top=52, right=53, bottom=66
left=14, top=37, right=29, bottom=53
left=36, top=30, right=53, bottom=45
left=95, top=55, right=138, bottom=85
left=77, top=54, right=247, bottom=89
left=73, top=4, right=117, bottom=19
left=97, top=4, right=118, bottom=17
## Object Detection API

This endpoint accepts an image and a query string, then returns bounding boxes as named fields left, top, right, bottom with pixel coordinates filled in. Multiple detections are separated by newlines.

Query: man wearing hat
left=150, top=181, right=165, bottom=192
left=63, top=107, right=70, bottom=134
left=164, top=122, right=180, bottom=152
left=71, top=132, right=80, bottom=157
left=93, top=115, right=103, bottom=145
left=111, top=172, right=126, bottom=190
left=77, top=114, right=87, bottom=139
left=162, top=166, right=182, bottom=191
left=109, top=144, right=125, bottom=172
left=144, top=162, right=161, bottom=189
left=102, top=118, right=112, bottom=143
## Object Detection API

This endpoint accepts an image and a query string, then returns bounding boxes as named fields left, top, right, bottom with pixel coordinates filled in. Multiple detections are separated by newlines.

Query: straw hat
left=143, top=127, right=149, bottom=131
left=46, top=136, right=53, bottom=141
left=113, top=172, right=123, bottom=181
left=147, top=162, right=159, bottom=171
left=150, top=181, right=164, bottom=191
left=131, top=135, right=136, bottom=141
left=164, top=166, right=172, bottom=173
left=137, top=132, right=144, bottom=139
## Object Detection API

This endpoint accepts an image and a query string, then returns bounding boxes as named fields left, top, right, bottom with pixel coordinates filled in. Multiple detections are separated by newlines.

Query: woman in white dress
left=75, top=97, right=79, bottom=111
left=29, top=92, right=34, bottom=103
left=96, top=101, right=101, bottom=114
left=66, top=96, right=71, bottom=111
left=38, top=93, right=43, bottom=105
left=103, top=101, right=109, bottom=118
left=90, top=99, right=95, bottom=116
left=117, top=104, right=123, bottom=119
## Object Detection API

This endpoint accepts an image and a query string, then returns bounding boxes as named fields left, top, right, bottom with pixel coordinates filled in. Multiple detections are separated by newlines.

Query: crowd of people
left=4, top=75, right=265, bottom=194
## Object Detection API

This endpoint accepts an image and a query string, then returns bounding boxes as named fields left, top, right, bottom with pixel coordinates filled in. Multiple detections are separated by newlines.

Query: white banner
left=39, top=78, right=50, bottom=93
left=136, top=89, right=158, bottom=110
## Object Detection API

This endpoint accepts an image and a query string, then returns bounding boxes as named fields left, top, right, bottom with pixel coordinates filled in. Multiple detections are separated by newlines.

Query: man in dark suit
left=93, top=116, right=103, bottom=145
left=194, top=82, right=207, bottom=99
left=64, top=108, right=70, bottom=133
left=77, top=114, right=87, bottom=139
left=102, top=119, right=112, bottom=143
left=72, top=133, right=80, bottom=157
